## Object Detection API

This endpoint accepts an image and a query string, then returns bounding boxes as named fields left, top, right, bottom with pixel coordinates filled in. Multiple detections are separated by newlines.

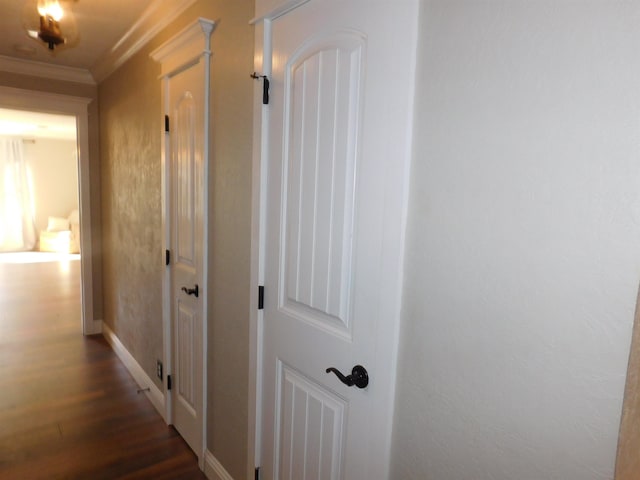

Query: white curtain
left=0, top=137, right=36, bottom=252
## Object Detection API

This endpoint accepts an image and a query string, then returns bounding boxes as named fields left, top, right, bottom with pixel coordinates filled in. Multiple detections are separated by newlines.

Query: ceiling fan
left=25, top=0, right=78, bottom=51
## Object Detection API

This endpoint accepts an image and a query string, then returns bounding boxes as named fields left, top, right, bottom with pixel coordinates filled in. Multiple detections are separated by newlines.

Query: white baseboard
left=102, top=323, right=166, bottom=421
left=204, top=450, right=234, bottom=480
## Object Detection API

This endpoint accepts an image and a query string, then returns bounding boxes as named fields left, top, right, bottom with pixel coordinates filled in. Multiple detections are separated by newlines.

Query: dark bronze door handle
left=181, top=284, right=199, bottom=298
left=325, top=365, right=369, bottom=389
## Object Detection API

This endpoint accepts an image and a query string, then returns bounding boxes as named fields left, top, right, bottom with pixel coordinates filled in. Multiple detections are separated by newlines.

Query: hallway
left=0, top=254, right=206, bottom=479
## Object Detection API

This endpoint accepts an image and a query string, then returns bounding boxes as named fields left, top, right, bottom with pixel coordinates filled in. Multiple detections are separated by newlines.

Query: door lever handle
left=181, top=284, right=199, bottom=298
left=325, top=365, right=369, bottom=389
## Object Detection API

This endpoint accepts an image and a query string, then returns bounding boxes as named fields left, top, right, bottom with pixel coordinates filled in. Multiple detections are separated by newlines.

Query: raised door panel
left=276, top=362, right=346, bottom=480
left=279, top=33, right=365, bottom=341
left=177, top=300, right=197, bottom=414
left=174, top=93, right=197, bottom=269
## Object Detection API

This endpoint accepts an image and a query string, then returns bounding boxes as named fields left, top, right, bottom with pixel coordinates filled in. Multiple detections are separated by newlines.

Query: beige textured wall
left=616, top=287, right=640, bottom=479
left=99, top=50, right=164, bottom=389
left=0, top=72, right=103, bottom=321
left=98, top=1, right=255, bottom=477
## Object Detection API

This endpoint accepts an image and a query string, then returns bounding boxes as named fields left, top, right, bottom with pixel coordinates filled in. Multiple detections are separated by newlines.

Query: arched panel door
left=259, top=1, right=419, bottom=478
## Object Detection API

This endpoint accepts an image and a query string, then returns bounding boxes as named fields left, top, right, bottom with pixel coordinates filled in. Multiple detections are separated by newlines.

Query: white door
left=260, top=0, right=418, bottom=478
left=168, top=63, right=205, bottom=457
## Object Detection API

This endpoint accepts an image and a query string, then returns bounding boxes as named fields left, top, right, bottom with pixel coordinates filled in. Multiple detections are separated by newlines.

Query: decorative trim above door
left=150, top=18, right=215, bottom=77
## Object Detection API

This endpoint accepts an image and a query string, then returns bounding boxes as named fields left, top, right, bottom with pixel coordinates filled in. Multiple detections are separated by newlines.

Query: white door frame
left=248, top=9, right=279, bottom=477
left=0, top=85, right=99, bottom=336
left=152, top=19, right=214, bottom=468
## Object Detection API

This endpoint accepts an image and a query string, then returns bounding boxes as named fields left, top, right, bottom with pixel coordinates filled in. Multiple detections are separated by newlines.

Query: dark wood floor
left=0, top=254, right=207, bottom=479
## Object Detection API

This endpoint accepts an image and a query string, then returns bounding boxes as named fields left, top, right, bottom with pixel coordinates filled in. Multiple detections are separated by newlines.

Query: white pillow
left=47, top=216, right=70, bottom=232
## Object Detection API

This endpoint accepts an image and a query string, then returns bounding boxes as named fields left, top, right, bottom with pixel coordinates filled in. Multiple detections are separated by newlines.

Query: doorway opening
left=0, top=107, right=82, bottom=331
left=0, top=86, right=97, bottom=335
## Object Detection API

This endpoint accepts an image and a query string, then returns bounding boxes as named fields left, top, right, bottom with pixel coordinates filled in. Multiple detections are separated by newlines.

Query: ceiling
left=0, top=0, right=154, bottom=140
left=0, top=0, right=154, bottom=70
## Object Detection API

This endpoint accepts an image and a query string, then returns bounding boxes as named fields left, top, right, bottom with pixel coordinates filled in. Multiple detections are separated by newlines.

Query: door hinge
left=258, top=285, right=264, bottom=310
left=164, top=114, right=170, bottom=132
left=165, top=249, right=170, bottom=266
left=250, top=72, right=270, bottom=105
left=255, top=467, right=261, bottom=480
left=167, top=375, right=172, bottom=391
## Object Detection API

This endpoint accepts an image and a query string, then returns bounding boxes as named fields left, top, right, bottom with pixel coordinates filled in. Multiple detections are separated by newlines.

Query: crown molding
left=90, top=0, right=198, bottom=83
left=0, top=55, right=95, bottom=85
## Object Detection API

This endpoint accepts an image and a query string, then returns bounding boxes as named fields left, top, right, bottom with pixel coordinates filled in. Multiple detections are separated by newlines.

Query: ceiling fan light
left=37, top=0, right=64, bottom=22
left=37, top=14, right=65, bottom=50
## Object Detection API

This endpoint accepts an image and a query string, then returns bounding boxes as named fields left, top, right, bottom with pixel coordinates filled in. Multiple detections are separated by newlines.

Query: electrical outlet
left=156, top=360, right=163, bottom=380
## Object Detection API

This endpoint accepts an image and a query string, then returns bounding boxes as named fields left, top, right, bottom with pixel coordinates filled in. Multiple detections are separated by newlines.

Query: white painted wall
left=25, top=138, right=78, bottom=234
left=391, top=1, right=640, bottom=478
